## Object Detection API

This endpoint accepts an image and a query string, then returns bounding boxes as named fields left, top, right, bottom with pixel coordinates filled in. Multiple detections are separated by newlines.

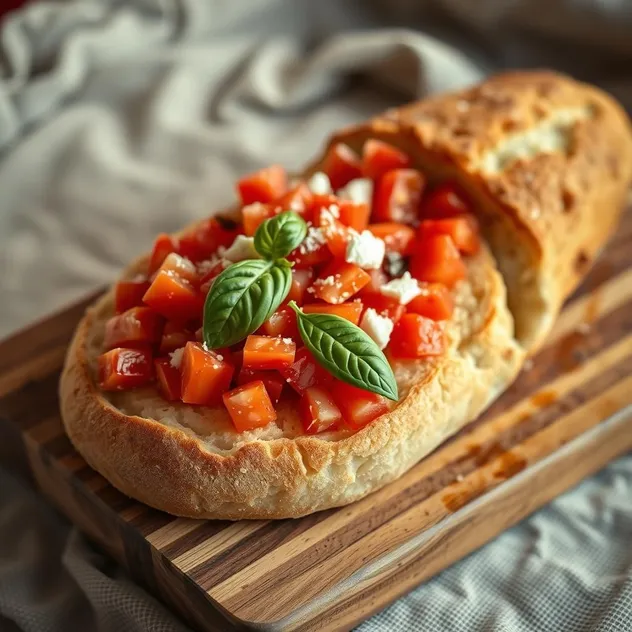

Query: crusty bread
left=59, top=71, right=631, bottom=519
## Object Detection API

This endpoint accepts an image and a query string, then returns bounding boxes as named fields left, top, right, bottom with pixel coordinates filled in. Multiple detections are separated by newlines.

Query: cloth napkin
left=0, top=1, right=630, bottom=630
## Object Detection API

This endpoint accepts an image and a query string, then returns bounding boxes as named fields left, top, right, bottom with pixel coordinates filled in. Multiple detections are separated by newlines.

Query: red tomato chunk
left=389, top=314, right=446, bottom=358
left=154, top=357, right=182, bottom=401
left=331, top=382, right=389, bottom=430
left=99, top=347, right=154, bottom=391
left=143, top=270, right=205, bottom=324
left=367, top=222, right=416, bottom=256
left=261, top=306, right=299, bottom=339
left=148, top=234, right=178, bottom=275
left=360, top=293, right=406, bottom=323
left=280, top=347, right=331, bottom=394
left=286, top=268, right=314, bottom=304
left=417, top=215, right=480, bottom=256
left=115, top=278, right=151, bottom=314
left=303, top=301, right=363, bottom=325
left=103, top=307, right=163, bottom=350
left=180, top=342, right=234, bottom=406
left=236, top=368, right=285, bottom=404
left=410, top=235, right=467, bottom=287
left=407, top=283, right=454, bottom=321
left=322, top=143, right=363, bottom=189
left=243, top=335, right=296, bottom=371
left=312, top=262, right=371, bottom=304
left=300, top=387, right=343, bottom=434
left=237, top=165, right=287, bottom=205
left=223, top=381, right=277, bottom=431
left=157, top=252, right=199, bottom=284
left=178, top=218, right=240, bottom=263
left=362, top=139, right=411, bottom=180
left=373, top=169, right=425, bottom=224
left=159, top=321, right=194, bottom=354
left=421, top=182, right=470, bottom=219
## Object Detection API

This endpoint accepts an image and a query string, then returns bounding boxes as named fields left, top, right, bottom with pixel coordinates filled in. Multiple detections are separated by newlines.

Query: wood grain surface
left=1, top=211, right=631, bottom=632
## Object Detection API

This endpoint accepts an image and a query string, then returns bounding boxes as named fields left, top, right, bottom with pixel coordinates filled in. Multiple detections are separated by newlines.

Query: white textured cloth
left=0, top=1, right=630, bottom=630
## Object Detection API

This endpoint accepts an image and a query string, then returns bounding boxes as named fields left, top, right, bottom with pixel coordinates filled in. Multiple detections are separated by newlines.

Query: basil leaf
left=254, top=211, right=307, bottom=260
left=203, top=259, right=291, bottom=348
left=289, top=302, right=399, bottom=401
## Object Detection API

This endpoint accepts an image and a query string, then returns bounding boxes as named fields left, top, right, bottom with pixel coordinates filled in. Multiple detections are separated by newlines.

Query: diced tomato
left=143, top=270, right=205, bottom=323
left=148, top=234, right=178, bottom=275
left=236, top=368, right=284, bottom=404
left=417, top=215, right=480, bottom=256
left=159, top=322, right=194, bottom=354
left=114, top=278, right=151, bottom=314
left=262, top=305, right=300, bottom=339
left=157, top=252, right=199, bottom=284
left=421, top=182, right=470, bottom=219
left=303, top=301, right=363, bottom=325
left=367, top=223, right=416, bottom=256
left=373, top=169, right=425, bottom=224
left=280, top=347, right=332, bottom=394
left=287, top=234, right=331, bottom=269
left=360, top=293, right=406, bottom=323
left=362, top=139, right=411, bottom=180
left=322, top=143, right=363, bottom=189
left=180, top=342, right=234, bottom=406
left=331, top=382, right=389, bottom=430
left=337, top=200, right=370, bottom=232
left=358, top=268, right=389, bottom=297
left=103, top=307, right=163, bottom=350
left=178, top=217, right=240, bottom=263
left=300, top=386, right=343, bottom=434
left=389, top=313, right=446, bottom=358
left=286, top=268, right=314, bottom=304
left=237, top=164, right=287, bottom=205
left=154, top=357, right=182, bottom=401
left=241, top=202, right=279, bottom=237
left=407, top=283, right=454, bottom=321
left=315, top=209, right=352, bottom=258
left=312, top=261, right=371, bottom=304
left=98, top=347, right=154, bottom=391
left=410, top=235, right=467, bottom=287
left=223, top=381, right=277, bottom=431
left=275, top=182, right=313, bottom=219
left=198, top=259, right=228, bottom=295
left=243, top=335, right=296, bottom=371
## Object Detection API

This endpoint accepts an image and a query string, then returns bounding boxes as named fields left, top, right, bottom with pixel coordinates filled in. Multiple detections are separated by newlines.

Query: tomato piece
left=410, top=235, right=467, bottom=287
left=314, top=207, right=352, bottom=258
left=367, top=222, right=416, bottom=256
left=417, top=215, right=480, bottom=256
left=223, top=381, right=277, bottom=431
left=322, top=143, right=363, bottom=189
left=180, top=342, right=234, bottom=405
left=421, top=182, right=470, bottom=219
left=143, top=270, right=205, bottom=323
left=286, top=268, right=314, bottom=304
left=407, top=283, right=454, bottom=321
left=148, top=234, right=178, bottom=275
left=331, top=382, right=389, bottom=431
left=287, top=227, right=331, bottom=268
left=98, top=347, right=154, bottom=391
left=357, top=268, right=388, bottom=297
left=312, top=261, right=371, bottom=304
left=241, top=202, right=278, bottom=237
left=275, top=182, right=313, bottom=219
left=157, top=252, right=199, bottom=284
left=360, top=293, right=406, bottom=323
left=373, top=169, right=425, bottom=223
left=243, top=335, right=296, bottom=371
left=303, top=301, right=363, bottom=325
left=280, top=347, right=332, bottom=394
left=262, top=305, right=300, bottom=339
left=115, top=278, right=151, bottom=314
left=159, top=322, right=194, bottom=354
left=337, top=200, right=370, bottom=232
left=178, top=218, right=240, bottom=263
left=362, top=139, right=411, bottom=180
left=103, top=307, right=163, bottom=351
left=389, top=313, right=446, bottom=358
left=300, top=386, right=343, bottom=434
left=198, top=259, right=228, bottom=295
left=237, top=164, right=287, bottom=205
left=236, top=368, right=284, bottom=404
left=154, top=357, right=182, bottom=401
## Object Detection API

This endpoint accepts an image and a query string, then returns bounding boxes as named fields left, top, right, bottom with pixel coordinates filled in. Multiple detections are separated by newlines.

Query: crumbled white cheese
left=345, top=230, right=385, bottom=270
left=360, top=308, right=394, bottom=350
left=337, top=178, right=373, bottom=206
left=307, top=171, right=332, bottom=195
left=298, top=225, right=327, bottom=254
left=169, top=347, right=185, bottom=369
left=223, top=235, right=261, bottom=262
left=381, top=272, right=422, bottom=305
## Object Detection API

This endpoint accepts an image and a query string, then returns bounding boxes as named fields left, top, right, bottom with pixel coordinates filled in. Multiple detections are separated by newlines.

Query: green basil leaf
left=254, top=211, right=307, bottom=260
left=203, top=259, right=291, bottom=348
left=289, top=302, right=399, bottom=401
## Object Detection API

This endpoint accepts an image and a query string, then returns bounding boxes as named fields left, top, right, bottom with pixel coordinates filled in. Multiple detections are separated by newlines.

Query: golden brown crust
left=59, top=71, right=631, bottom=520
left=314, top=71, right=632, bottom=350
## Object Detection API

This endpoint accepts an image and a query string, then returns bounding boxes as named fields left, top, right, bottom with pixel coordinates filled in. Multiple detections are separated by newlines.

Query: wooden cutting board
left=1, top=210, right=631, bottom=632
